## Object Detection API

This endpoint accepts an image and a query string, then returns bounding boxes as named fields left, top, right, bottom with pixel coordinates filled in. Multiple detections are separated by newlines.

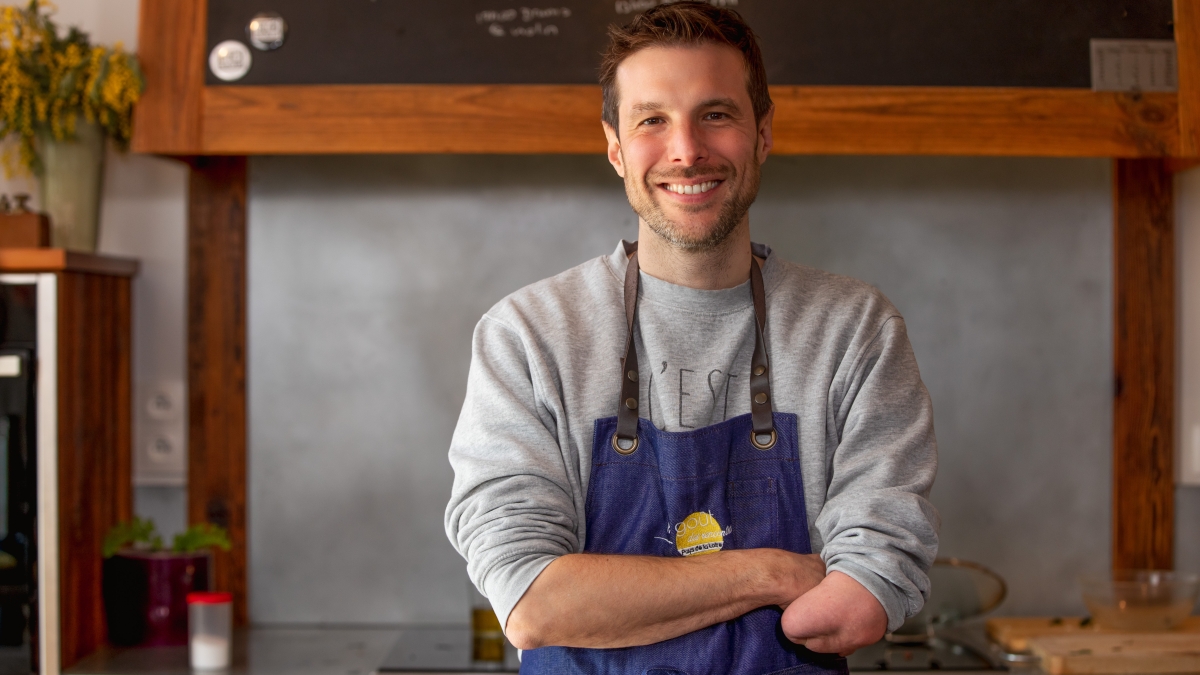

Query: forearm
left=505, top=549, right=822, bottom=650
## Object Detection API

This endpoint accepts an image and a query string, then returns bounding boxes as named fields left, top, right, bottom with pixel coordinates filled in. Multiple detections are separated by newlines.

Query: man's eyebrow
left=628, top=101, right=665, bottom=116
left=699, top=97, right=742, bottom=111
left=628, top=98, right=744, bottom=116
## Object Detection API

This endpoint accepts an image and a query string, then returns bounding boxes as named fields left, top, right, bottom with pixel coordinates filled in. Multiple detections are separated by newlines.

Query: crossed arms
left=504, top=549, right=889, bottom=656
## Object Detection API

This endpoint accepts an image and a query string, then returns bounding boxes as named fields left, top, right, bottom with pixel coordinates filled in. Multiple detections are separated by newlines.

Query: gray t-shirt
left=445, top=241, right=939, bottom=633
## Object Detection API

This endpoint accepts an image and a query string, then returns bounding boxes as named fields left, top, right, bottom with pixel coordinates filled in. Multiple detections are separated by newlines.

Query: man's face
left=604, top=43, right=773, bottom=252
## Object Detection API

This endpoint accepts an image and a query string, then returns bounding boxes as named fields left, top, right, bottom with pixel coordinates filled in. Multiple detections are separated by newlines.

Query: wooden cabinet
left=0, top=249, right=138, bottom=674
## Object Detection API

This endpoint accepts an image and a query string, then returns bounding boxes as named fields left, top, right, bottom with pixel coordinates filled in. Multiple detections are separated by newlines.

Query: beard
left=624, top=156, right=762, bottom=252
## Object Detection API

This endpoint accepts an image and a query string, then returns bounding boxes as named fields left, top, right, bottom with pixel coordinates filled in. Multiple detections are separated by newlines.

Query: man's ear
left=757, top=104, right=775, bottom=164
left=603, top=121, right=625, bottom=178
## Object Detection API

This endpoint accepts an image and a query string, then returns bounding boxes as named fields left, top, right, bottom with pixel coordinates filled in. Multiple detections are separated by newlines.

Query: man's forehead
left=615, top=43, right=750, bottom=113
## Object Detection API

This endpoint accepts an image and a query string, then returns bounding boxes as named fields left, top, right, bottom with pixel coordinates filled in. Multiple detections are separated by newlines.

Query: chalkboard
left=206, top=1, right=1173, bottom=87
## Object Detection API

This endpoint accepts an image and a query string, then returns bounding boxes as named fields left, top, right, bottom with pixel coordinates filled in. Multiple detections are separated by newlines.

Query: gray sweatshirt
left=445, top=241, right=939, bottom=633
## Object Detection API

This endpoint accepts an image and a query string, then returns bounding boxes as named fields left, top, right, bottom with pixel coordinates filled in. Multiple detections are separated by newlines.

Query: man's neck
left=635, top=220, right=753, bottom=290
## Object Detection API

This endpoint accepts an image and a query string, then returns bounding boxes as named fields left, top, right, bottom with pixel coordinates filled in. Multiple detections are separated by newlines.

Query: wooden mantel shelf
left=0, top=248, right=139, bottom=277
left=136, top=84, right=1182, bottom=158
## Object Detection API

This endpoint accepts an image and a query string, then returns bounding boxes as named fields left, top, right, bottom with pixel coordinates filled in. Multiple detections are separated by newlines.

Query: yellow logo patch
left=674, top=512, right=729, bottom=557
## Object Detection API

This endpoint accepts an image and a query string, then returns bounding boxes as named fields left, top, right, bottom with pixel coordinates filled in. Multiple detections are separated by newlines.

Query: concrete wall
left=1175, top=169, right=1200, bottom=576
left=247, top=154, right=1191, bottom=625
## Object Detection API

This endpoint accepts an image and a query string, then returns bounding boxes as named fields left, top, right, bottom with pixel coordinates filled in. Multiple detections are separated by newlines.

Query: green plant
left=171, top=522, right=232, bottom=554
left=0, top=0, right=144, bottom=174
left=103, top=519, right=232, bottom=558
left=102, top=516, right=162, bottom=558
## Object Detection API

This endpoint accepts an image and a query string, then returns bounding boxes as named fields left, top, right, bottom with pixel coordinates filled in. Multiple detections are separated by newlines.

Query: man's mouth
left=661, top=180, right=722, bottom=196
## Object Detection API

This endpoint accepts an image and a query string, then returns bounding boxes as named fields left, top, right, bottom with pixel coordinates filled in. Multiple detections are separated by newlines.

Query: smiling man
left=445, top=4, right=939, bottom=673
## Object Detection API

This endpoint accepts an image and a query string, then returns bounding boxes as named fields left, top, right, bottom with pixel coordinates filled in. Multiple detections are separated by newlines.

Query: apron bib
left=521, top=243, right=848, bottom=675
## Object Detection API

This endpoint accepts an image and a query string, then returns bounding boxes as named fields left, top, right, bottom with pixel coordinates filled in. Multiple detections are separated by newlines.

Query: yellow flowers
left=0, top=1, right=143, bottom=175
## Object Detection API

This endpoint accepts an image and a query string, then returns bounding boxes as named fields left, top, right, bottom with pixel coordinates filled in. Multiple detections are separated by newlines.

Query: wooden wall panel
left=187, top=157, right=249, bottom=625
left=56, top=272, right=133, bottom=669
left=132, top=0, right=206, bottom=153
left=1176, top=0, right=1200, bottom=156
left=1113, top=159, right=1176, bottom=571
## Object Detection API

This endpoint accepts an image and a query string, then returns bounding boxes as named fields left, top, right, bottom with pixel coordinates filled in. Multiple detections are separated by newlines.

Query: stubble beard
left=625, top=157, right=762, bottom=253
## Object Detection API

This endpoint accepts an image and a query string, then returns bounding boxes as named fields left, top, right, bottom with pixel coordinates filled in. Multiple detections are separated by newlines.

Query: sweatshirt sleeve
left=444, top=314, right=578, bottom=632
left=817, top=314, right=940, bottom=633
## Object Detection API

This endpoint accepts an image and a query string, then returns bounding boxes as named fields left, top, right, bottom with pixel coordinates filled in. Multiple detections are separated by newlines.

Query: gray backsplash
left=245, top=153, right=1195, bottom=625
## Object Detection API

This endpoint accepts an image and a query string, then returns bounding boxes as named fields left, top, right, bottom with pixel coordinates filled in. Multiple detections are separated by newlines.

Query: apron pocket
left=727, top=478, right=780, bottom=549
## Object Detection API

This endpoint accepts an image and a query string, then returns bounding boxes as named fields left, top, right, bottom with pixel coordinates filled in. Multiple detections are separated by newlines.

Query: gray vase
left=37, top=121, right=106, bottom=252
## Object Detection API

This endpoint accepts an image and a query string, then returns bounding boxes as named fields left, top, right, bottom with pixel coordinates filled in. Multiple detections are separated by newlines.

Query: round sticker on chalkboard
left=209, top=40, right=252, bottom=81
left=247, top=12, right=287, bottom=51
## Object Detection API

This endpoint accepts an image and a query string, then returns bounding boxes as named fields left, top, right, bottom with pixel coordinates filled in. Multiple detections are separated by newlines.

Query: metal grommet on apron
left=612, top=242, right=777, bottom=453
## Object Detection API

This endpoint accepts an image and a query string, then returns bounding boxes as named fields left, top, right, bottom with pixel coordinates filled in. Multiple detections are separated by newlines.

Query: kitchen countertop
left=66, top=627, right=400, bottom=675
left=64, top=625, right=1012, bottom=675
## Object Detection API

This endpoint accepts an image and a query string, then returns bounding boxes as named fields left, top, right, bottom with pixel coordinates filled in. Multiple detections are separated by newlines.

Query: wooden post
left=1112, top=158, right=1176, bottom=571
left=1177, top=0, right=1200, bottom=157
left=187, top=157, right=249, bottom=624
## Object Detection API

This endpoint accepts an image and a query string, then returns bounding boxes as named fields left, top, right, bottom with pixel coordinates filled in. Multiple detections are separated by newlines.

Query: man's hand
left=505, top=549, right=825, bottom=650
left=780, top=571, right=888, bottom=656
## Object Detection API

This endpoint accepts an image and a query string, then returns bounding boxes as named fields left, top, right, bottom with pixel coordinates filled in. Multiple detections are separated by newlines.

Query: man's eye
left=640, top=117, right=664, bottom=126
left=705, top=112, right=728, bottom=120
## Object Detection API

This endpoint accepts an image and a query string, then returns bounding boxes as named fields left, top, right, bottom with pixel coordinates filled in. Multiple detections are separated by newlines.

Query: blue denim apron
left=521, top=243, right=848, bottom=675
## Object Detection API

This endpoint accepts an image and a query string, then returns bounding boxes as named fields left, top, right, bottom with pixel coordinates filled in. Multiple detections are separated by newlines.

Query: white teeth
left=665, top=180, right=719, bottom=195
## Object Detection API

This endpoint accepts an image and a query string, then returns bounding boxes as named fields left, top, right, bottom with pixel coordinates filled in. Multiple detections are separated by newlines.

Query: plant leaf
left=171, top=523, right=232, bottom=554
left=102, top=517, right=161, bottom=558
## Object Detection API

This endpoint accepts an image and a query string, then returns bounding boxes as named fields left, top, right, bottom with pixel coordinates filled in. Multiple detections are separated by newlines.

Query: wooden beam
left=1112, top=158, right=1176, bottom=571
left=195, top=85, right=1179, bottom=157
left=201, top=84, right=607, bottom=154
left=769, top=88, right=1177, bottom=158
left=187, top=157, right=248, bottom=624
left=1176, top=0, right=1200, bottom=156
left=132, top=0, right=206, bottom=154
left=1166, top=157, right=1200, bottom=173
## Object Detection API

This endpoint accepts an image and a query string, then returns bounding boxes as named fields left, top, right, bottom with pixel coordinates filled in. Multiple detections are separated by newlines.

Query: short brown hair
left=599, top=2, right=772, bottom=130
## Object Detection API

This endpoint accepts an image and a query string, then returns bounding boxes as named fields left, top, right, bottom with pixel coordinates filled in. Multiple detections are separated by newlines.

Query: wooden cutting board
left=1026, top=633, right=1200, bottom=674
left=987, top=616, right=1200, bottom=652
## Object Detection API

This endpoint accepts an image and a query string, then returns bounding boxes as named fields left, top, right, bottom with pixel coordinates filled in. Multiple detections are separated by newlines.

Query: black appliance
left=0, top=281, right=39, bottom=675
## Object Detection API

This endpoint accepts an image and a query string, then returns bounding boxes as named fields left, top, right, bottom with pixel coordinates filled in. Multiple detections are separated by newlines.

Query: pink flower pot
left=102, top=551, right=211, bottom=646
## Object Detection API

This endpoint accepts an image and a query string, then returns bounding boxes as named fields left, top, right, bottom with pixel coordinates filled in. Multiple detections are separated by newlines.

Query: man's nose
left=666, top=119, right=707, bottom=166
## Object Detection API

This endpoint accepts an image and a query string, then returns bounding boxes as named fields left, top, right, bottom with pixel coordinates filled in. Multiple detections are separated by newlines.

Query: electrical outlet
left=147, top=432, right=182, bottom=465
left=145, top=380, right=184, bottom=422
left=135, top=380, right=187, bottom=486
left=135, top=425, right=185, bottom=486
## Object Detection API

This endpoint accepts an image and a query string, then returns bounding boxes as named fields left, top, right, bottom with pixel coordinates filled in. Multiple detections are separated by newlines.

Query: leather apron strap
left=612, top=241, right=776, bottom=454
